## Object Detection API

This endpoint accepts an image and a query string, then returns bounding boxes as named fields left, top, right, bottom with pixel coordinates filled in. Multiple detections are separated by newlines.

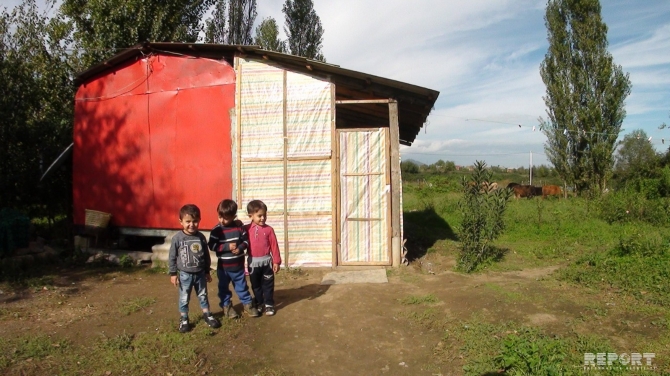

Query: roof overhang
left=74, top=42, right=440, bottom=145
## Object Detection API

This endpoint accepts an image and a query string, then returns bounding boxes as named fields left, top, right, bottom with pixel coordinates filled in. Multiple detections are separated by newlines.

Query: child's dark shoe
left=264, top=305, right=275, bottom=316
left=203, top=313, right=221, bottom=328
left=178, top=316, right=190, bottom=333
left=222, top=304, right=239, bottom=319
left=244, top=303, right=260, bottom=317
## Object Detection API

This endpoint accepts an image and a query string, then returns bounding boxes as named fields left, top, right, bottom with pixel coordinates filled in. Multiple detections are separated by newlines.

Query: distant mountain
left=402, top=158, right=426, bottom=166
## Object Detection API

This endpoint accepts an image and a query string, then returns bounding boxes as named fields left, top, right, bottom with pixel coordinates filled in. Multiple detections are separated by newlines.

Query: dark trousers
left=248, top=262, right=275, bottom=307
left=217, top=267, right=253, bottom=307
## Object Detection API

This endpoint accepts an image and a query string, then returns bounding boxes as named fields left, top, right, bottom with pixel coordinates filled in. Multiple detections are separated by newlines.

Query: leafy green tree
left=536, top=165, right=550, bottom=178
left=401, top=161, right=419, bottom=174
left=0, top=0, right=74, bottom=220
left=457, top=161, right=512, bottom=272
left=61, top=0, right=215, bottom=67
left=254, top=17, right=285, bottom=52
left=434, top=159, right=445, bottom=172
left=282, top=0, right=325, bottom=61
left=226, top=0, right=256, bottom=44
left=614, top=130, right=659, bottom=184
left=205, top=0, right=226, bottom=43
left=539, top=0, right=631, bottom=195
left=444, top=161, right=456, bottom=172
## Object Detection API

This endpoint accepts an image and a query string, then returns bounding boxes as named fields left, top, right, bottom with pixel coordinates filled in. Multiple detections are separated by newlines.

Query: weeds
left=119, top=297, right=156, bottom=315
left=557, top=232, right=670, bottom=307
left=398, top=294, right=438, bottom=305
left=145, top=261, right=169, bottom=274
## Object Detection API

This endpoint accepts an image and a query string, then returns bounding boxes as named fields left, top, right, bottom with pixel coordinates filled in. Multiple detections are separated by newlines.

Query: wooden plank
left=345, top=218, right=382, bottom=222
left=385, top=127, right=392, bottom=266
left=235, top=56, right=243, bottom=205
left=242, top=155, right=331, bottom=163
left=282, top=69, right=289, bottom=267
left=287, top=211, right=332, bottom=216
left=343, top=172, right=383, bottom=177
left=338, top=260, right=391, bottom=266
left=332, top=83, right=339, bottom=268
left=335, top=99, right=392, bottom=104
left=389, top=101, right=401, bottom=267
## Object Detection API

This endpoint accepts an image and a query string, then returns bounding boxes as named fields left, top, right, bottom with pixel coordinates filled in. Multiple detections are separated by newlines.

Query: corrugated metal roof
left=74, top=42, right=439, bottom=145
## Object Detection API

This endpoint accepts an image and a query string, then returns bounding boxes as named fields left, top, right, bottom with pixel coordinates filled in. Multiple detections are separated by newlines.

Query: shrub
left=457, top=161, right=512, bottom=272
left=597, top=189, right=670, bottom=225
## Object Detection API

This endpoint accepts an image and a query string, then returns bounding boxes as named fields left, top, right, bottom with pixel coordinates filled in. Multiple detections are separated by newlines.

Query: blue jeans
left=217, top=267, right=253, bottom=307
left=178, top=270, right=210, bottom=315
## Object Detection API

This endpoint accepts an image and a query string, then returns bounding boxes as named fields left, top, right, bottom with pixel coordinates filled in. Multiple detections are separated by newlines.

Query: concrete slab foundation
left=320, top=269, right=388, bottom=285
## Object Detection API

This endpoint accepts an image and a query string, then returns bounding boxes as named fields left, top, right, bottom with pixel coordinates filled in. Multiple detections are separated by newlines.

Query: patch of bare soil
left=1, top=253, right=667, bottom=375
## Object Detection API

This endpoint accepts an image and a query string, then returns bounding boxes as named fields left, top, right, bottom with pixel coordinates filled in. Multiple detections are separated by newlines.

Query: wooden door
left=338, top=128, right=391, bottom=265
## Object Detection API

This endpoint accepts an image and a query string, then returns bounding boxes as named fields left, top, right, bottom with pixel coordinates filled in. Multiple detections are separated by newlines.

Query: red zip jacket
left=246, top=223, right=282, bottom=265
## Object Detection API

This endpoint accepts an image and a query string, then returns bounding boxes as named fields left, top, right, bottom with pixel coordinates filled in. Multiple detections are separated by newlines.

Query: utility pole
left=529, top=151, right=533, bottom=185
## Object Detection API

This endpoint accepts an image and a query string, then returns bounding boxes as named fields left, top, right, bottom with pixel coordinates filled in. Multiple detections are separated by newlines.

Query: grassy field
left=401, top=179, right=670, bottom=374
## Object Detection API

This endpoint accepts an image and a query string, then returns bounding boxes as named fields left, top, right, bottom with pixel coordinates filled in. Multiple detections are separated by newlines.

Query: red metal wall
left=73, top=55, right=236, bottom=230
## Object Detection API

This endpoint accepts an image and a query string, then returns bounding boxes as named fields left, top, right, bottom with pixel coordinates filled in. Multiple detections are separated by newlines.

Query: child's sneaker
left=203, top=313, right=221, bottom=328
left=264, top=305, right=275, bottom=316
left=222, top=304, right=239, bottom=319
left=244, top=303, right=260, bottom=317
left=178, top=316, right=190, bottom=333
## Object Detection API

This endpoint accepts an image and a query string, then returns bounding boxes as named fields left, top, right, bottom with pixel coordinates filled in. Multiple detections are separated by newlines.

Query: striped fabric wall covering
left=286, top=160, right=332, bottom=212
left=287, top=215, right=332, bottom=267
left=286, top=71, right=332, bottom=158
left=342, top=220, right=387, bottom=263
left=238, top=58, right=333, bottom=267
left=240, top=161, right=285, bottom=213
left=339, top=129, right=389, bottom=264
left=240, top=60, right=284, bottom=158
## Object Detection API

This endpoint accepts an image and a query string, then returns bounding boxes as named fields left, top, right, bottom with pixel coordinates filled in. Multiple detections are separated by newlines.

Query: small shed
left=73, top=43, right=438, bottom=267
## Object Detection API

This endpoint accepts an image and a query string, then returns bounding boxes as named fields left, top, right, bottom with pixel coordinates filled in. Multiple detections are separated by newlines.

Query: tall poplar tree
left=539, top=0, right=631, bottom=194
left=254, top=17, right=285, bottom=52
left=282, top=0, right=325, bottom=61
left=205, top=0, right=226, bottom=43
left=226, top=0, right=256, bottom=45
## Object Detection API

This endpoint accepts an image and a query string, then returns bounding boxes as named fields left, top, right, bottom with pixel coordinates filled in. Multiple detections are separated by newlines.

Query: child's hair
left=246, top=199, right=267, bottom=214
left=179, top=204, right=201, bottom=220
left=217, top=199, right=238, bottom=217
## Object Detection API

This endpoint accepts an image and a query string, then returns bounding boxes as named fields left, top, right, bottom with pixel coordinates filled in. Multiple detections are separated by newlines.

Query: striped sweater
left=208, top=224, right=249, bottom=270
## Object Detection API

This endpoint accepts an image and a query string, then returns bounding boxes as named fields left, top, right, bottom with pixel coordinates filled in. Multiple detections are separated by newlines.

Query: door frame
left=336, top=127, right=391, bottom=266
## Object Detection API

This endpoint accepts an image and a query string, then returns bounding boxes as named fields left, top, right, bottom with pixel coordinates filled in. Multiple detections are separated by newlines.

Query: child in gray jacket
left=169, top=204, right=221, bottom=332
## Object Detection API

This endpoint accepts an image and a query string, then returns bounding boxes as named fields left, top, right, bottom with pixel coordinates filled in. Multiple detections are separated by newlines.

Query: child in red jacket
left=245, top=200, right=281, bottom=316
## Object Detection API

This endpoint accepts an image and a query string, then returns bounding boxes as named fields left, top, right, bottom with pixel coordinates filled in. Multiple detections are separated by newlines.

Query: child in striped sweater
left=208, top=199, right=260, bottom=318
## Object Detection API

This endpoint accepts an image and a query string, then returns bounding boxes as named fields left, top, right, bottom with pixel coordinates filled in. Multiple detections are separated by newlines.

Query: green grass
left=483, top=283, right=526, bottom=302
left=402, top=183, right=670, bottom=271
left=557, top=233, right=670, bottom=307
left=119, top=297, right=156, bottom=315
left=0, top=318, right=245, bottom=375
left=398, top=293, right=439, bottom=305
left=400, top=182, right=670, bottom=373
left=434, top=317, right=657, bottom=376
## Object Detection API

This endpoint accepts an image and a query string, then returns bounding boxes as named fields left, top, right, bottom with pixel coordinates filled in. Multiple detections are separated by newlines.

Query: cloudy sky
left=260, top=0, right=670, bottom=168
left=5, top=0, right=670, bottom=168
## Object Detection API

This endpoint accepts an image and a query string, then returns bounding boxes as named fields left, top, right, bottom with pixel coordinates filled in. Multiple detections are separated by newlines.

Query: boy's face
left=180, top=214, right=200, bottom=235
left=248, top=209, right=266, bottom=226
left=218, top=213, right=237, bottom=226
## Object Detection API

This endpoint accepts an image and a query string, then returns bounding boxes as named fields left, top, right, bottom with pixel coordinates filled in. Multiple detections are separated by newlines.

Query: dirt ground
left=1, top=252, right=667, bottom=375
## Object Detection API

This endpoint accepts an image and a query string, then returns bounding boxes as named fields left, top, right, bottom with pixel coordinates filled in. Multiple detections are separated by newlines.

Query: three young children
left=168, top=199, right=281, bottom=332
